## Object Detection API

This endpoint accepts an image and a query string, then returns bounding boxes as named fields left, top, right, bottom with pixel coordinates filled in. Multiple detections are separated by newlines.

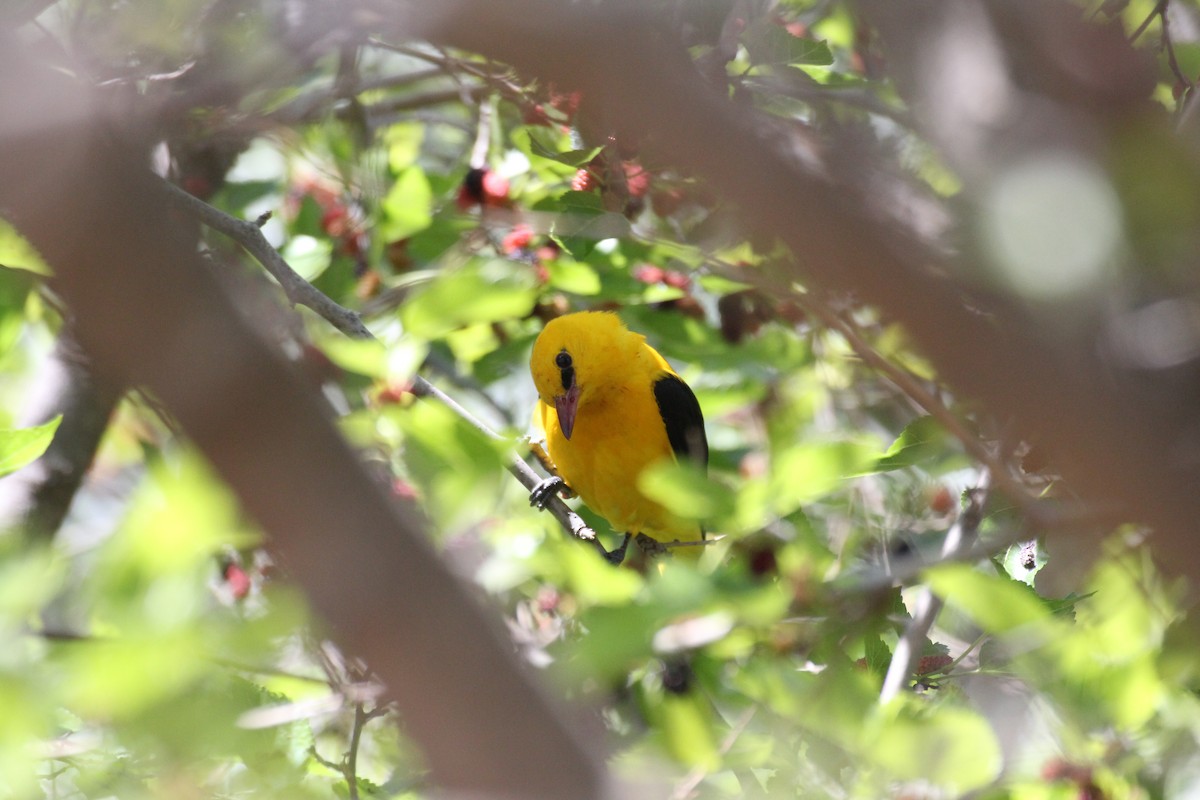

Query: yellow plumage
left=529, top=311, right=707, bottom=561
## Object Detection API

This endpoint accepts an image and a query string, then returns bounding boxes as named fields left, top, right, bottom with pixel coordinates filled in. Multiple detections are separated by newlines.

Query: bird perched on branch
left=529, top=310, right=708, bottom=564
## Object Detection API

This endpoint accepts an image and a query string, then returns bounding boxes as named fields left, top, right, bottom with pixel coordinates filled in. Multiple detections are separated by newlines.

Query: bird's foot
left=529, top=476, right=566, bottom=509
left=601, top=532, right=633, bottom=566
left=634, top=533, right=672, bottom=557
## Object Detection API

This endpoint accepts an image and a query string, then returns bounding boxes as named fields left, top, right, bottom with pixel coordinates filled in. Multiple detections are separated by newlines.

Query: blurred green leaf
left=870, top=704, right=1001, bottom=793
left=0, top=415, right=61, bottom=477
left=400, top=259, right=537, bottom=338
left=281, top=234, right=333, bottom=282
left=639, top=461, right=736, bottom=522
left=652, top=692, right=720, bottom=769
left=386, top=122, right=426, bottom=173
left=381, top=166, right=433, bottom=240
left=0, top=219, right=50, bottom=275
left=999, top=539, right=1047, bottom=588
left=926, top=563, right=1055, bottom=635
left=545, top=258, right=601, bottom=295
left=864, top=415, right=948, bottom=474
left=742, top=18, right=834, bottom=67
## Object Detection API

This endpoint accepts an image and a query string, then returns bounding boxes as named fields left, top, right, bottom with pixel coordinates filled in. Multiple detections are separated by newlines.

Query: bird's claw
left=602, top=532, right=633, bottom=566
left=529, top=476, right=566, bottom=509
left=634, top=533, right=671, bottom=557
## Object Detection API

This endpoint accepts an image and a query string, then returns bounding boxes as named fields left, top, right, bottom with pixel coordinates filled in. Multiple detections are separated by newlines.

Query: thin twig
left=1129, top=0, right=1167, bottom=43
left=346, top=702, right=367, bottom=800
left=470, top=93, right=495, bottom=169
left=834, top=498, right=1117, bottom=599
left=879, top=469, right=991, bottom=703
left=702, top=255, right=1038, bottom=517
left=669, top=706, right=757, bottom=800
left=161, top=178, right=373, bottom=339
left=1161, top=3, right=1192, bottom=92
left=808, top=299, right=1038, bottom=514
left=165, top=177, right=600, bottom=552
left=408, top=376, right=606, bottom=556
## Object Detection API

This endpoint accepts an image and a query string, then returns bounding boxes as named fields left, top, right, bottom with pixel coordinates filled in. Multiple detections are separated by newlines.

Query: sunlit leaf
left=281, top=234, right=333, bottom=281
left=639, top=461, right=736, bottom=522
left=0, top=219, right=50, bottom=276
left=386, top=122, right=426, bottom=173
left=545, top=258, right=601, bottom=295
left=0, top=415, right=61, bottom=477
left=925, top=563, right=1055, bottom=635
left=381, top=166, right=433, bottom=240
left=742, top=18, right=834, bottom=67
left=652, top=692, right=720, bottom=769
left=869, top=704, right=1001, bottom=793
left=864, top=415, right=948, bottom=474
left=400, top=258, right=537, bottom=338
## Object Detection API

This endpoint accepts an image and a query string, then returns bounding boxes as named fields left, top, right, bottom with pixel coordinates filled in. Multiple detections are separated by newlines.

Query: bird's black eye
left=555, top=351, right=572, bottom=369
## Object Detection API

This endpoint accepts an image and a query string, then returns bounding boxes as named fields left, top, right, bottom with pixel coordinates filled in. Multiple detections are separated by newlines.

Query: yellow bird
left=529, top=311, right=708, bottom=564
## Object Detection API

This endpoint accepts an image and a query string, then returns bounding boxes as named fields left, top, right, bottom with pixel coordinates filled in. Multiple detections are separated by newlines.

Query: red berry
left=928, top=485, right=955, bottom=515
left=633, top=264, right=665, bottom=284
left=536, top=586, right=560, bottom=612
left=571, top=168, right=596, bottom=192
left=739, top=451, right=768, bottom=479
left=915, top=654, right=954, bottom=676
left=502, top=224, right=535, bottom=254
left=181, top=175, right=212, bottom=199
left=482, top=171, right=510, bottom=205
left=547, top=85, right=582, bottom=119
left=457, top=167, right=510, bottom=210
left=392, top=478, right=419, bottom=500
left=355, top=269, right=382, bottom=300
left=650, top=186, right=685, bottom=217
left=662, top=270, right=691, bottom=290
left=375, top=381, right=413, bottom=406
left=523, top=103, right=551, bottom=126
left=534, top=243, right=560, bottom=264
left=321, top=205, right=350, bottom=236
left=623, top=161, right=650, bottom=198
left=784, top=20, right=808, bottom=37
left=223, top=562, right=252, bottom=601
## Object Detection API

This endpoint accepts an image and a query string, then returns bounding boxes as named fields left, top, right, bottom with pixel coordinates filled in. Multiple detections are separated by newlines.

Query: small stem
left=879, top=470, right=991, bottom=703
left=165, top=176, right=599, bottom=551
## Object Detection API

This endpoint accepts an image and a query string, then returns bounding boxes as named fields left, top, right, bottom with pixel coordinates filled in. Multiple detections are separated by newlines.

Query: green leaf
left=0, top=218, right=50, bottom=276
left=319, top=336, right=389, bottom=377
left=999, top=539, right=1047, bottom=588
left=400, top=259, right=538, bottom=338
left=925, top=563, right=1055, bottom=635
left=654, top=692, right=720, bottom=769
left=863, top=634, right=891, bottom=677
left=385, top=121, right=426, bottom=173
left=0, top=416, right=61, bottom=477
left=515, top=127, right=601, bottom=167
left=742, top=18, right=834, bottom=67
left=638, top=462, right=736, bottom=522
left=865, top=415, right=948, bottom=474
left=545, top=258, right=601, bottom=295
left=870, top=704, right=1001, bottom=793
left=768, top=438, right=878, bottom=513
left=380, top=166, right=433, bottom=240
left=280, top=235, right=333, bottom=282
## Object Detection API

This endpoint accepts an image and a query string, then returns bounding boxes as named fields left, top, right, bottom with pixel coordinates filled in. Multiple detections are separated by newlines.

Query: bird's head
left=530, top=311, right=640, bottom=440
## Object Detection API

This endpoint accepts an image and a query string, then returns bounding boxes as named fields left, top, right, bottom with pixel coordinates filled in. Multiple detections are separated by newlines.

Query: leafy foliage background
left=1, top=0, right=1199, bottom=798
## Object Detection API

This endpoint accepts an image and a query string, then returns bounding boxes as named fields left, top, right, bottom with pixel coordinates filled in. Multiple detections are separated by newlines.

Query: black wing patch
left=653, top=373, right=708, bottom=473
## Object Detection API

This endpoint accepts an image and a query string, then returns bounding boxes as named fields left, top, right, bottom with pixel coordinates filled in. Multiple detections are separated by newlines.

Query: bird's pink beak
left=554, top=382, right=581, bottom=440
